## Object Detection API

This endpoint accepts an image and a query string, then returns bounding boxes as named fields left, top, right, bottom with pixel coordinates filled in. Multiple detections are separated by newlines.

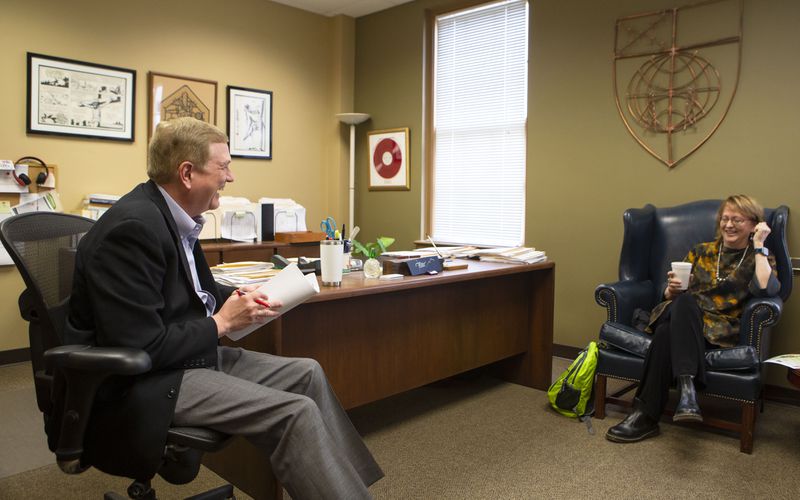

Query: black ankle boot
left=673, top=374, right=702, bottom=422
left=605, top=400, right=660, bottom=443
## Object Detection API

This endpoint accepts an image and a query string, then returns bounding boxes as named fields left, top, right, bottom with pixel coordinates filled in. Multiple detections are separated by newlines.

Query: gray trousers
left=173, top=346, right=383, bottom=499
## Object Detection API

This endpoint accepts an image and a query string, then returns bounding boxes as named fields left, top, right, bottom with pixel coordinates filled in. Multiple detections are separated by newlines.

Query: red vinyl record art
left=367, top=127, right=409, bottom=191
left=372, top=138, right=402, bottom=179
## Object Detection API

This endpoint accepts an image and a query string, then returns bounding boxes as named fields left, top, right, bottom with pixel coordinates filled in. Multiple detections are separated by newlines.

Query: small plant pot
left=363, top=257, right=383, bottom=279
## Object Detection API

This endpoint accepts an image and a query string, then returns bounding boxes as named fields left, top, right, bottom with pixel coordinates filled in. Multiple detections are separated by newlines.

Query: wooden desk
left=789, top=368, right=800, bottom=389
left=204, top=259, right=555, bottom=498
left=202, top=240, right=320, bottom=266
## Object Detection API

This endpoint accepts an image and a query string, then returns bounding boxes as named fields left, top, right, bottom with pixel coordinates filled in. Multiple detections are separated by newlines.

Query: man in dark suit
left=65, top=117, right=383, bottom=498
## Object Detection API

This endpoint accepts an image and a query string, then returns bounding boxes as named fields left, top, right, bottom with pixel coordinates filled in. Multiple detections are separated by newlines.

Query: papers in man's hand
left=211, top=261, right=277, bottom=286
left=764, top=354, right=800, bottom=370
left=227, top=263, right=320, bottom=341
left=475, top=247, right=546, bottom=264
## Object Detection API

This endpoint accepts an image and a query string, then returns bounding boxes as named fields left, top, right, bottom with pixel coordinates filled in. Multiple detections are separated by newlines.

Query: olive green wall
left=354, top=0, right=800, bottom=388
left=0, top=0, right=355, bottom=351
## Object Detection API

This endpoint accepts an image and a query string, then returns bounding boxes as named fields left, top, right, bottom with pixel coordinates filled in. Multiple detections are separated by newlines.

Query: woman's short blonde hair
left=147, top=117, right=228, bottom=184
left=715, top=194, right=765, bottom=240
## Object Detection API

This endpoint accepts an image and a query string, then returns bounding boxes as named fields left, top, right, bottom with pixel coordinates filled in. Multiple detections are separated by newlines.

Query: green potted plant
left=351, top=236, right=394, bottom=278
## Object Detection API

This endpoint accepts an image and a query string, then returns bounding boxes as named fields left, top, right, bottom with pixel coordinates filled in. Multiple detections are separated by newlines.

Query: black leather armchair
left=1, top=212, right=234, bottom=499
left=594, top=200, right=791, bottom=453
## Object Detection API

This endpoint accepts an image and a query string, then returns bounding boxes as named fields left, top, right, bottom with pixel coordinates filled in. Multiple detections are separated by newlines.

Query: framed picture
left=226, top=86, right=273, bottom=159
left=27, top=53, right=136, bottom=141
left=367, top=128, right=410, bottom=191
left=148, top=72, right=217, bottom=140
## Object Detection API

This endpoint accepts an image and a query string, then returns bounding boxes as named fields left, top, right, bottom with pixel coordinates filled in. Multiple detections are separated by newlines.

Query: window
left=428, top=0, right=528, bottom=247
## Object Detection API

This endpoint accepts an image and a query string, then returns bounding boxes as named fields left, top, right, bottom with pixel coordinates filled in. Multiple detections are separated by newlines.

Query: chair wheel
left=127, top=481, right=155, bottom=499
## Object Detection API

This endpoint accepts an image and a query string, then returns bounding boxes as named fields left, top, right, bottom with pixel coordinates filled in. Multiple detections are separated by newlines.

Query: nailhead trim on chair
left=597, top=373, right=756, bottom=404
left=596, top=290, right=617, bottom=323
left=596, top=372, right=638, bottom=383
left=748, top=304, right=774, bottom=357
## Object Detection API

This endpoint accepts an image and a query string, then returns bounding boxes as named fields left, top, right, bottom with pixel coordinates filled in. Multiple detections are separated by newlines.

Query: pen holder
left=320, top=240, right=344, bottom=286
left=343, top=239, right=352, bottom=269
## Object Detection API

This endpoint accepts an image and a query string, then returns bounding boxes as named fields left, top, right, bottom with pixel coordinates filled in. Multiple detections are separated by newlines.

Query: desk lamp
left=336, top=112, right=370, bottom=234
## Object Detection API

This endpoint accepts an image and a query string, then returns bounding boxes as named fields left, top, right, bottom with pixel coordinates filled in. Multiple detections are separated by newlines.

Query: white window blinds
left=432, top=0, right=528, bottom=247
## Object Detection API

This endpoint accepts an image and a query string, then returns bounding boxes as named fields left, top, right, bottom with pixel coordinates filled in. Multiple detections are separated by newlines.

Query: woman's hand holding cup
left=665, top=262, right=692, bottom=299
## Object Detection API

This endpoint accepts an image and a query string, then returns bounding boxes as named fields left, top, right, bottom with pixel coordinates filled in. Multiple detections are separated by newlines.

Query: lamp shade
left=336, top=113, right=370, bottom=125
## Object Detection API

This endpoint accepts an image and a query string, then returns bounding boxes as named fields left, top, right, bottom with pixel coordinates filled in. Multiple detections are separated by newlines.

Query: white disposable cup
left=320, top=240, right=344, bottom=286
left=671, top=262, right=692, bottom=290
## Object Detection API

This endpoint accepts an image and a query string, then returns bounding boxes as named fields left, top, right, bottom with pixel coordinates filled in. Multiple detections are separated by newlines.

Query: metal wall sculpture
left=613, top=0, right=742, bottom=168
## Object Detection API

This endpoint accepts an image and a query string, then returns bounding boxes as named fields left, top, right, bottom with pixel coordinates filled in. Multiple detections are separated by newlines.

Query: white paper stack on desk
left=383, top=246, right=545, bottom=264
left=382, top=246, right=478, bottom=259
left=211, top=261, right=278, bottom=286
left=474, top=247, right=546, bottom=264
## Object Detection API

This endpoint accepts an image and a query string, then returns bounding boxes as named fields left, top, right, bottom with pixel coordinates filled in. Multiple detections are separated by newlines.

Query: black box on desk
left=382, top=256, right=444, bottom=276
left=260, top=203, right=274, bottom=241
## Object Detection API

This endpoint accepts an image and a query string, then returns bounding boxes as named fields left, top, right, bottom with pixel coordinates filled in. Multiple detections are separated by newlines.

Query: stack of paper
left=383, top=246, right=479, bottom=259
left=764, top=354, right=800, bottom=369
left=211, top=261, right=278, bottom=286
left=475, top=247, right=546, bottom=264
left=82, top=193, right=120, bottom=220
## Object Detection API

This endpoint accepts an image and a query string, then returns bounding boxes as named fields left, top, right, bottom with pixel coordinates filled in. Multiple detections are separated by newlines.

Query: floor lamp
left=336, top=112, right=370, bottom=234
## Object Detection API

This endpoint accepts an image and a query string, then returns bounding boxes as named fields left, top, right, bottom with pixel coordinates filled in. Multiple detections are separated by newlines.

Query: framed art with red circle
left=367, top=128, right=409, bottom=191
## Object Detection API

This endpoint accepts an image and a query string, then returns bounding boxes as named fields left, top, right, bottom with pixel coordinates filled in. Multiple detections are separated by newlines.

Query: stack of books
left=81, top=193, right=121, bottom=220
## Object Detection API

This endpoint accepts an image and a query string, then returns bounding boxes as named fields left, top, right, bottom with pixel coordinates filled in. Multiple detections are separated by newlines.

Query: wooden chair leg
left=740, top=402, right=755, bottom=454
left=594, top=375, right=607, bottom=419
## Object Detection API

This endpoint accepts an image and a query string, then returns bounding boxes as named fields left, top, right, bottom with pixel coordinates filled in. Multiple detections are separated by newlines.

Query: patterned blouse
left=647, top=240, right=780, bottom=348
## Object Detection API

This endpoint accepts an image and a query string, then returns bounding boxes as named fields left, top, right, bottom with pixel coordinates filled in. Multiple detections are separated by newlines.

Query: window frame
left=423, top=0, right=529, bottom=247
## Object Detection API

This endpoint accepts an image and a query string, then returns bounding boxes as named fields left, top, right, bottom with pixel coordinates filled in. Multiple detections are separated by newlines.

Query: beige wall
left=354, top=0, right=800, bottom=388
left=0, top=0, right=354, bottom=350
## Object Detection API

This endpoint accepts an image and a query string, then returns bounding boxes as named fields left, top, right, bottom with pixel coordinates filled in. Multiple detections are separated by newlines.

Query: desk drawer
left=277, top=243, right=320, bottom=259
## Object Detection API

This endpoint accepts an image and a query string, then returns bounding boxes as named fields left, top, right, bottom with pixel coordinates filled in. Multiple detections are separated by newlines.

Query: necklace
left=715, top=244, right=748, bottom=284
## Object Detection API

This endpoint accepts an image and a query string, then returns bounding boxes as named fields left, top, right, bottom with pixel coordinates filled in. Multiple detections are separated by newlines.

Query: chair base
left=595, top=374, right=757, bottom=453
left=103, top=482, right=234, bottom=500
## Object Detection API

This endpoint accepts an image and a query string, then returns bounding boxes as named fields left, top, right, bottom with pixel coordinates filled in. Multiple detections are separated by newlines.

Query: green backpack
left=548, top=341, right=598, bottom=433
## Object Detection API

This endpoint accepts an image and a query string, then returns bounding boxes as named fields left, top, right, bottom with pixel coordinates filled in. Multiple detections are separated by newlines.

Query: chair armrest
left=705, top=346, right=759, bottom=371
left=595, top=280, right=655, bottom=325
left=599, top=323, right=760, bottom=371
left=738, top=296, right=783, bottom=353
left=45, top=345, right=152, bottom=375
left=599, top=322, right=651, bottom=357
left=43, top=345, right=152, bottom=473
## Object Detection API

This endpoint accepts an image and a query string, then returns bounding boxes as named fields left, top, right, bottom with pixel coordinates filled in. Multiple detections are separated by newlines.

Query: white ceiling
left=270, top=0, right=414, bottom=18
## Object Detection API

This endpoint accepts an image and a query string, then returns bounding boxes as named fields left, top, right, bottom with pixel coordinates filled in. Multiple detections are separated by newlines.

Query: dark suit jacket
left=64, top=180, right=228, bottom=480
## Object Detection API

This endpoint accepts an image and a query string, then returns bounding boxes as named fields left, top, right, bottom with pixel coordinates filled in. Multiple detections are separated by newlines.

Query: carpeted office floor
left=1, top=359, right=799, bottom=499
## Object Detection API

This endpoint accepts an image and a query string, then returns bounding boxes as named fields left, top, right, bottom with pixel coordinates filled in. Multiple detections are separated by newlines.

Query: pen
left=341, top=224, right=346, bottom=240
left=236, top=289, right=270, bottom=308
left=427, top=234, right=444, bottom=259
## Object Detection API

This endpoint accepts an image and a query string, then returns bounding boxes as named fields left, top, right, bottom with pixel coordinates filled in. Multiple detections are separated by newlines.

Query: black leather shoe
left=605, top=403, right=660, bottom=443
left=673, top=374, right=702, bottom=422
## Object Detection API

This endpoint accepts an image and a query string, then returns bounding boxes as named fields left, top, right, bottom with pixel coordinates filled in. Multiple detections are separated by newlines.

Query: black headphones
left=13, top=156, right=50, bottom=187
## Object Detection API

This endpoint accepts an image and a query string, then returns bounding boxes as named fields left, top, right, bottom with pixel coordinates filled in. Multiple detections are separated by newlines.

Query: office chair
left=0, top=212, right=234, bottom=499
left=594, top=200, right=791, bottom=453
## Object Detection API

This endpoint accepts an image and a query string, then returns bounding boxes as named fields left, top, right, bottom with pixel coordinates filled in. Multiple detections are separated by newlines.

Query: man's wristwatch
left=754, top=246, right=769, bottom=257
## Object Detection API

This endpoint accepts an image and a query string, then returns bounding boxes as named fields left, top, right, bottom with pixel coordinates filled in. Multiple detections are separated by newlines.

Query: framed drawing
left=367, top=128, right=410, bottom=191
left=27, top=53, right=136, bottom=141
left=148, top=72, right=217, bottom=139
left=226, top=86, right=273, bottom=159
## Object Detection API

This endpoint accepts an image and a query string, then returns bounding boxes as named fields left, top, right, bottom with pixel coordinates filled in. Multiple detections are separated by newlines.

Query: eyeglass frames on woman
left=719, top=217, right=752, bottom=226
